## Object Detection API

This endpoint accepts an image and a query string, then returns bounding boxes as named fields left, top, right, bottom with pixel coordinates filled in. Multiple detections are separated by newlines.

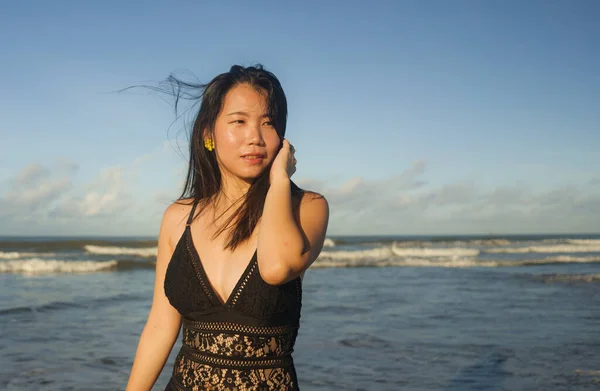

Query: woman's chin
left=236, top=170, right=265, bottom=183
left=223, top=163, right=268, bottom=183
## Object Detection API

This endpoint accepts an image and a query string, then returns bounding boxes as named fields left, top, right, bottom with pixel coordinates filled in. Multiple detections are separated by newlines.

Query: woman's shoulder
left=163, top=197, right=195, bottom=222
left=297, top=190, right=327, bottom=206
left=300, top=190, right=326, bottom=200
left=160, top=198, right=196, bottom=247
left=294, top=190, right=329, bottom=220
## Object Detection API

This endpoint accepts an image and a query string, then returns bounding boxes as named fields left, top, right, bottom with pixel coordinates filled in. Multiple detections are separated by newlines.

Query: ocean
left=1, top=233, right=599, bottom=390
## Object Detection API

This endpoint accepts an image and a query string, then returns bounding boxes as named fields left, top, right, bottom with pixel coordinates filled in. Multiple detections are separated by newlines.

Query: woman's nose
left=247, top=124, right=265, bottom=145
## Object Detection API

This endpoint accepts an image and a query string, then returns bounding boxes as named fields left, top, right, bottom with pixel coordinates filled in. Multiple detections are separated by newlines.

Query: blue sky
left=0, top=0, right=598, bottom=236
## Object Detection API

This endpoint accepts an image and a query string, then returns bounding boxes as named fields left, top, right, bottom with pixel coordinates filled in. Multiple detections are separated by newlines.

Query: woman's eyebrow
left=226, top=111, right=269, bottom=118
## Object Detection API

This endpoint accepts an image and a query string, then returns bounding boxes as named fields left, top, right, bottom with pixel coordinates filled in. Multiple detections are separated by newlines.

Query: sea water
left=1, top=234, right=599, bottom=390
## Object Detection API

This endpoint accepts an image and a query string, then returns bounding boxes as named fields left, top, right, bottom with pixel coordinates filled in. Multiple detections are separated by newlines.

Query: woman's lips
left=242, top=156, right=265, bottom=164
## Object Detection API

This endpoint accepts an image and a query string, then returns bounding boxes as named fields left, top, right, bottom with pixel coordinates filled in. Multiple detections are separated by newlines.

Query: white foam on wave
left=0, top=251, right=26, bottom=259
left=322, top=238, right=335, bottom=247
left=312, top=257, right=489, bottom=268
left=447, top=239, right=512, bottom=247
left=391, top=243, right=479, bottom=257
left=84, top=245, right=157, bottom=257
left=0, top=251, right=51, bottom=259
left=470, top=239, right=512, bottom=246
left=566, top=239, right=600, bottom=246
left=312, top=254, right=600, bottom=268
left=312, top=256, right=497, bottom=268
left=318, top=247, right=394, bottom=261
left=486, top=244, right=600, bottom=254
left=397, top=256, right=600, bottom=268
left=0, top=259, right=118, bottom=274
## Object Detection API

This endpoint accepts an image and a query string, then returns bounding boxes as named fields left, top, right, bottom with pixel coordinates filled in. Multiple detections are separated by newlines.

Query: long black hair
left=156, top=64, right=303, bottom=250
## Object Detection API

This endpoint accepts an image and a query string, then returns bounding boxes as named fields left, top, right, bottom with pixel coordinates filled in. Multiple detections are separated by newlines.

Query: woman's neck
left=211, top=175, right=250, bottom=216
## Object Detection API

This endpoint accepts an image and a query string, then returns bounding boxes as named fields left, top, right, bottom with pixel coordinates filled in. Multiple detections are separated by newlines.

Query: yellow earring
left=204, top=138, right=214, bottom=151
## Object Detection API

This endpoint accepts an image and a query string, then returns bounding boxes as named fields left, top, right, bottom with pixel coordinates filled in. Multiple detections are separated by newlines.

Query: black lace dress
left=163, top=201, right=303, bottom=391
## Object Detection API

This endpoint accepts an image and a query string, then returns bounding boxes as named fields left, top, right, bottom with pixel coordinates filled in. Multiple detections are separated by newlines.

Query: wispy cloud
left=0, top=162, right=75, bottom=216
left=296, top=160, right=600, bottom=235
left=0, top=159, right=136, bottom=234
left=0, top=142, right=176, bottom=235
left=0, top=142, right=186, bottom=235
left=48, top=166, right=132, bottom=218
left=3, top=155, right=599, bottom=236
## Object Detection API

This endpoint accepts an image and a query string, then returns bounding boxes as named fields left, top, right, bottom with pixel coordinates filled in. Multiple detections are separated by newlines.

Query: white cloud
left=0, top=143, right=185, bottom=235
left=3, top=154, right=599, bottom=236
left=296, top=160, right=600, bottom=235
left=48, top=166, right=132, bottom=218
left=0, top=162, right=74, bottom=215
left=0, top=161, right=136, bottom=234
left=13, top=162, right=47, bottom=186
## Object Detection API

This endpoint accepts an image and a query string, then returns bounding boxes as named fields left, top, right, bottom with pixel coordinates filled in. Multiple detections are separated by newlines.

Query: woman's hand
left=269, top=138, right=296, bottom=184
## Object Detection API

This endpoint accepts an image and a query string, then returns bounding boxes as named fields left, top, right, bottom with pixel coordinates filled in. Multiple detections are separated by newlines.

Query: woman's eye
left=232, top=120, right=245, bottom=124
left=263, top=121, right=273, bottom=126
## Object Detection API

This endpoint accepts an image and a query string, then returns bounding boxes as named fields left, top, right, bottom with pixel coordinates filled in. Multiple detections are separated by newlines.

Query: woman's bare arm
left=257, top=180, right=329, bottom=285
left=125, top=204, right=184, bottom=391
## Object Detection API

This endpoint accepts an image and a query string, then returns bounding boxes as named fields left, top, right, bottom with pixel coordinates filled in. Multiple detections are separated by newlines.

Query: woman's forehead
left=222, top=84, right=268, bottom=114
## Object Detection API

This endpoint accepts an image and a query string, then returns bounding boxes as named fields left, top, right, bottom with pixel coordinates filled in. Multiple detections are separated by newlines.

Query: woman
left=125, top=64, right=329, bottom=390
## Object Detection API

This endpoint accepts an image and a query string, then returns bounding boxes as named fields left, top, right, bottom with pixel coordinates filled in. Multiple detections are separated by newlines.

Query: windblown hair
left=151, top=64, right=303, bottom=250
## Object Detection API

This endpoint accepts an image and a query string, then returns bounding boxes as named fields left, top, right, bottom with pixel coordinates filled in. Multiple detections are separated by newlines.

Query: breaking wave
left=486, top=244, right=600, bottom=254
left=319, top=247, right=394, bottom=261
left=312, top=253, right=600, bottom=268
left=84, top=245, right=157, bottom=257
left=0, top=259, right=118, bottom=274
left=3, top=246, right=600, bottom=274
left=566, top=239, right=600, bottom=246
left=391, top=243, right=479, bottom=257
left=0, top=251, right=53, bottom=259
left=323, top=238, right=335, bottom=247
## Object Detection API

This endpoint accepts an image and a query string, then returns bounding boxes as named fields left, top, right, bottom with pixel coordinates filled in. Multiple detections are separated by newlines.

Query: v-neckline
left=185, top=225, right=257, bottom=308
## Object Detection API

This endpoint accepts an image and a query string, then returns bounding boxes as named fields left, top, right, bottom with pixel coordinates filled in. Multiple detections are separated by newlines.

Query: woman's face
left=210, top=83, right=281, bottom=183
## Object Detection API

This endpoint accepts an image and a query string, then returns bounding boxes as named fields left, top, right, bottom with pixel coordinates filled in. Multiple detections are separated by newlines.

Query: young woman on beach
left=125, top=65, right=329, bottom=391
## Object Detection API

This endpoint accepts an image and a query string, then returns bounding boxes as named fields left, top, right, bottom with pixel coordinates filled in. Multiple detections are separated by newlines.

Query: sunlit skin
left=125, top=81, right=328, bottom=391
left=206, top=83, right=297, bottom=213
left=190, top=83, right=301, bottom=302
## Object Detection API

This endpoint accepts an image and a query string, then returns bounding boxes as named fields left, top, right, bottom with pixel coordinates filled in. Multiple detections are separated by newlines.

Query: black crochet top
left=163, top=200, right=303, bottom=391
